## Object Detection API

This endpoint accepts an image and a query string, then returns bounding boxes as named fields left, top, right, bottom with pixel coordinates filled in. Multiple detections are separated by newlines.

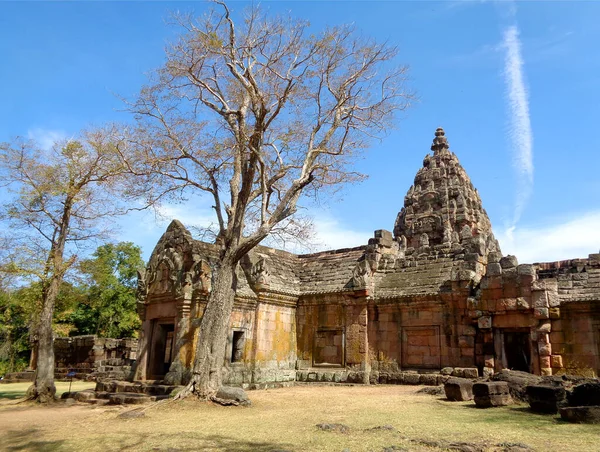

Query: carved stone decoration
left=419, top=233, right=430, bottom=248
left=393, top=128, right=501, bottom=257
left=461, top=225, right=472, bottom=241
left=136, top=269, right=147, bottom=303
left=147, top=248, right=183, bottom=296
left=443, top=225, right=453, bottom=244
left=241, top=254, right=271, bottom=292
left=251, top=256, right=270, bottom=289
left=350, top=258, right=372, bottom=289
left=190, top=256, right=212, bottom=295
left=398, top=235, right=407, bottom=249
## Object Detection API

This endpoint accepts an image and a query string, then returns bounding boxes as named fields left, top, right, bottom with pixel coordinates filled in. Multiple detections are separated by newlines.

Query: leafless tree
left=119, top=0, right=413, bottom=399
left=0, top=128, right=134, bottom=403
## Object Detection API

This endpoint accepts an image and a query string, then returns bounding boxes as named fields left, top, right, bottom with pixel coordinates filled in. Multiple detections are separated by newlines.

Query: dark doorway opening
left=504, top=332, right=530, bottom=372
left=148, top=321, right=175, bottom=379
left=231, top=330, right=245, bottom=363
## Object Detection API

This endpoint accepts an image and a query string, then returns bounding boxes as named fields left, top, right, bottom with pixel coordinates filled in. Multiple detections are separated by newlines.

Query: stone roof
left=297, top=247, right=366, bottom=295
left=373, top=256, right=456, bottom=299
left=143, top=128, right=598, bottom=306
left=536, top=254, right=600, bottom=303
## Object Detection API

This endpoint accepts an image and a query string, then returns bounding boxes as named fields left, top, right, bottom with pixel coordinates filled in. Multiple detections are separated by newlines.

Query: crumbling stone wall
left=54, top=335, right=137, bottom=380
left=136, top=128, right=600, bottom=387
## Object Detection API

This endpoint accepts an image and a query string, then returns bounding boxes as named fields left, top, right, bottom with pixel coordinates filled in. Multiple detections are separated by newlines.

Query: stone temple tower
left=393, top=127, right=500, bottom=259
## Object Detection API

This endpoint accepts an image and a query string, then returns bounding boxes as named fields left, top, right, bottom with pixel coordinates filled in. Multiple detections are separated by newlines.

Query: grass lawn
left=1, top=384, right=599, bottom=451
left=0, top=381, right=96, bottom=401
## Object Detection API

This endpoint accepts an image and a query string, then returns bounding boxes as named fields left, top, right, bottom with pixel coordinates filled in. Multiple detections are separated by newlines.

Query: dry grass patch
left=1, top=384, right=599, bottom=451
left=0, top=381, right=96, bottom=402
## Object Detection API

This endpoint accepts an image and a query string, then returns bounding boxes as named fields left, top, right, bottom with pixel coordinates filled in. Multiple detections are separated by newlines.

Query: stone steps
left=61, top=380, right=178, bottom=405
left=95, top=380, right=182, bottom=396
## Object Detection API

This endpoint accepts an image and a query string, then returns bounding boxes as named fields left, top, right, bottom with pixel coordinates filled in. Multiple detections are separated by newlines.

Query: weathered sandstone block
left=444, top=378, right=474, bottom=401
left=526, top=385, right=566, bottom=413
left=473, top=381, right=513, bottom=408
left=567, top=382, right=600, bottom=407
left=559, top=406, right=600, bottom=424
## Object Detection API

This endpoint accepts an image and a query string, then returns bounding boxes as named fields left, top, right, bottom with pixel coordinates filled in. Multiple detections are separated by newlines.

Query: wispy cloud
left=27, top=128, right=68, bottom=151
left=502, top=24, right=533, bottom=236
left=497, top=210, right=600, bottom=263
left=310, top=216, right=371, bottom=251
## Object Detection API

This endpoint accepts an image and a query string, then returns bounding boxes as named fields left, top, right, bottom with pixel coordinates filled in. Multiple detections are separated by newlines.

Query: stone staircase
left=62, top=380, right=183, bottom=405
left=87, top=358, right=134, bottom=381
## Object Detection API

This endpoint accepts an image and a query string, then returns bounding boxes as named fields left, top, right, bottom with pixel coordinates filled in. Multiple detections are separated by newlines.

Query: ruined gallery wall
left=54, top=335, right=138, bottom=368
left=220, top=298, right=299, bottom=386
left=296, top=295, right=368, bottom=372
left=537, top=255, right=600, bottom=376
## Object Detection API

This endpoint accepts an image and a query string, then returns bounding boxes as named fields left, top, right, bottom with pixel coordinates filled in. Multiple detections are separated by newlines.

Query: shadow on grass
left=0, top=389, right=26, bottom=400
left=90, top=432, right=295, bottom=452
left=0, top=428, right=65, bottom=451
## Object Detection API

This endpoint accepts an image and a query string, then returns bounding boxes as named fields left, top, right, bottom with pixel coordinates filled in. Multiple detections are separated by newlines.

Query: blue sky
left=1, top=0, right=599, bottom=263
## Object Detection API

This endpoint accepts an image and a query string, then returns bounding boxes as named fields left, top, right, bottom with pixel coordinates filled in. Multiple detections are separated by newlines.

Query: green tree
left=0, top=289, right=30, bottom=376
left=0, top=128, right=135, bottom=403
left=71, top=242, right=143, bottom=338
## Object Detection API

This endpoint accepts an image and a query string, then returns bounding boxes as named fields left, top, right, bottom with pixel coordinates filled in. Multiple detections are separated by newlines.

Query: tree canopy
left=117, top=0, right=413, bottom=399
left=71, top=242, right=143, bottom=338
left=0, top=129, right=137, bottom=402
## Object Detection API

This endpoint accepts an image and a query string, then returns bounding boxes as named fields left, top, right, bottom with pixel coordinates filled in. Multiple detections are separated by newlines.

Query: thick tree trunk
left=177, top=260, right=237, bottom=399
left=28, top=342, right=38, bottom=371
left=26, top=279, right=59, bottom=403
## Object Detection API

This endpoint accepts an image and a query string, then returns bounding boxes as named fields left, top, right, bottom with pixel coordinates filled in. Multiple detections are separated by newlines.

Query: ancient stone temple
left=135, top=128, right=600, bottom=387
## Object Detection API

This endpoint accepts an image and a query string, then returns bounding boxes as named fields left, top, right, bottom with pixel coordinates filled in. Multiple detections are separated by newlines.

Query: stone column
left=532, top=279, right=559, bottom=376
left=164, top=296, right=193, bottom=385
left=133, top=302, right=150, bottom=381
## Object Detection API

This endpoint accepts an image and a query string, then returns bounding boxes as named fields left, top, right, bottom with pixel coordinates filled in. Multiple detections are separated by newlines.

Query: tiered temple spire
left=393, top=127, right=500, bottom=256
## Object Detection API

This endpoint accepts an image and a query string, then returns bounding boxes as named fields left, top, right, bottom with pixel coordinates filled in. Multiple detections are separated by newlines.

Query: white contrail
left=503, top=25, right=533, bottom=231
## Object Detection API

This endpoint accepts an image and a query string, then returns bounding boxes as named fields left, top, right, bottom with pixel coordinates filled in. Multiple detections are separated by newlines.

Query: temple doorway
left=496, top=329, right=531, bottom=372
left=148, top=320, right=175, bottom=379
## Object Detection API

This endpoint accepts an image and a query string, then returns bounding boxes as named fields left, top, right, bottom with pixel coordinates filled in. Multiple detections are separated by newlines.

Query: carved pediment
left=147, top=248, right=183, bottom=296
left=190, top=256, right=212, bottom=295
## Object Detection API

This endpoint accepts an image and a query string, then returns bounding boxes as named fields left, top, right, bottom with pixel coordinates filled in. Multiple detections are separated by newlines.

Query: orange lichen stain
left=345, top=324, right=364, bottom=365
left=255, top=307, right=295, bottom=363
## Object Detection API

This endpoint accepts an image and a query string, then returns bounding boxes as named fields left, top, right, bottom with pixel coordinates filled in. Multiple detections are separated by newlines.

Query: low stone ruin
left=526, top=385, right=566, bottom=413
left=444, top=378, right=474, bottom=401
left=54, top=335, right=138, bottom=381
left=473, top=381, right=513, bottom=408
left=559, top=381, right=600, bottom=424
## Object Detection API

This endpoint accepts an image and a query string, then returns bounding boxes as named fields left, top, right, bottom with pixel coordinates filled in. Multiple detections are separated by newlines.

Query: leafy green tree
left=0, top=289, right=30, bottom=376
left=0, top=129, right=135, bottom=402
left=71, top=242, right=143, bottom=338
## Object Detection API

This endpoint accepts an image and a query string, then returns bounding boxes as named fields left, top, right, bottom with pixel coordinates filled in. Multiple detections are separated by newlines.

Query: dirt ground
left=1, top=383, right=599, bottom=452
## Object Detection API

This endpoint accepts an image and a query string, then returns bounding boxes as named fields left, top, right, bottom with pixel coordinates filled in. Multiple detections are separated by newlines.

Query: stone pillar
left=133, top=302, right=150, bottom=381
left=344, top=302, right=370, bottom=383
left=532, top=279, right=559, bottom=376
left=359, top=304, right=370, bottom=384
left=164, top=296, right=193, bottom=385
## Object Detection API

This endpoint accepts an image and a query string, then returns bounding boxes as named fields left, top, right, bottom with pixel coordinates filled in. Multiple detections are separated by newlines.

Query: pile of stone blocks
left=559, top=381, right=600, bottom=424
left=54, top=335, right=138, bottom=381
left=473, top=381, right=513, bottom=408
